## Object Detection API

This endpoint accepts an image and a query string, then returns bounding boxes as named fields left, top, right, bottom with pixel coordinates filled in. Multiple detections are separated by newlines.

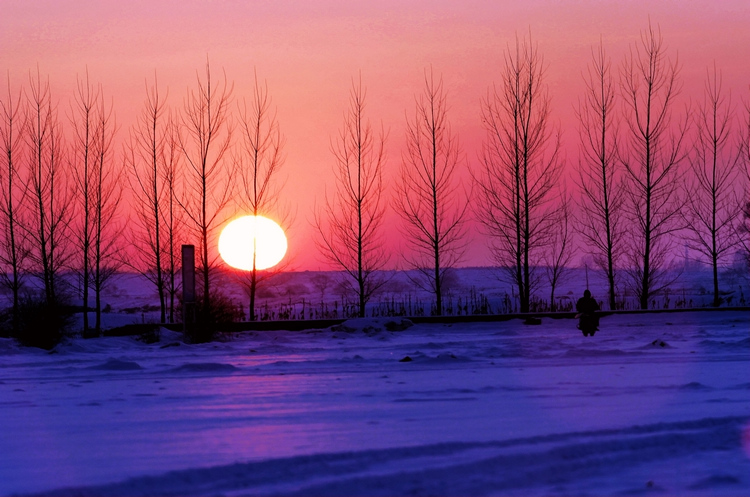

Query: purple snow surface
left=1, top=311, right=749, bottom=496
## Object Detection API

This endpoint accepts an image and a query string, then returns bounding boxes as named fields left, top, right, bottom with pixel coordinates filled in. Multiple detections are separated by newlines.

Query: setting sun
left=218, top=215, right=287, bottom=271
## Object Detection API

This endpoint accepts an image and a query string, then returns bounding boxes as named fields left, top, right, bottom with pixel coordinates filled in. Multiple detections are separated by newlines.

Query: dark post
left=182, top=245, right=196, bottom=332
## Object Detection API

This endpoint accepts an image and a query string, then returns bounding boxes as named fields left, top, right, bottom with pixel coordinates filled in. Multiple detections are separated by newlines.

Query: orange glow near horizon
left=219, top=216, right=287, bottom=271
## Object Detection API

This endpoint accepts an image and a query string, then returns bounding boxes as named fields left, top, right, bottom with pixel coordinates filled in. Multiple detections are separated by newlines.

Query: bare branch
left=396, top=68, right=469, bottom=315
left=234, top=70, right=291, bottom=320
left=619, top=22, right=689, bottom=309
left=314, top=75, right=389, bottom=317
left=473, top=33, right=563, bottom=313
left=574, top=39, right=625, bottom=310
left=178, top=58, right=234, bottom=331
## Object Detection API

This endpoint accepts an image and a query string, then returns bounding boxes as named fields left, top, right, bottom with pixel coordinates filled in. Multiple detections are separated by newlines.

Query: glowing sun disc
left=218, top=215, right=287, bottom=270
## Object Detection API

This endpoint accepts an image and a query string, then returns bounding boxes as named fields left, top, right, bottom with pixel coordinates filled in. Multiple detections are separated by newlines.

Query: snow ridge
left=41, top=416, right=748, bottom=496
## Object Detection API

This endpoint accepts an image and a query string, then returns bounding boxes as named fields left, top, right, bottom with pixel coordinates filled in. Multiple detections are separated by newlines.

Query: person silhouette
left=576, top=290, right=600, bottom=336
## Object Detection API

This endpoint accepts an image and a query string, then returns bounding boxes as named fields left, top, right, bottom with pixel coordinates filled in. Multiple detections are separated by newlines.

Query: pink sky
left=2, top=0, right=749, bottom=270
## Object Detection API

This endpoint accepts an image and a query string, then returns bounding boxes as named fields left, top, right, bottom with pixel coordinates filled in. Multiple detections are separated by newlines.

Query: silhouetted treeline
left=1, top=23, right=749, bottom=344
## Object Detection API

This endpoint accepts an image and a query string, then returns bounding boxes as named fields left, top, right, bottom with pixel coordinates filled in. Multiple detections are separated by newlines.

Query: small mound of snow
left=398, top=351, right=470, bottom=363
left=688, top=474, right=742, bottom=490
left=50, top=340, right=94, bottom=354
left=0, top=337, right=22, bottom=355
left=564, top=348, right=629, bottom=357
left=88, top=358, right=143, bottom=371
left=678, top=381, right=712, bottom=391
left=170, top=363, right=238, bottom=373
left=699, top=337, right=750, bottom=349
left=637, top=339, right=675, bottom=349
left=384, top=319, right=413, bottom=331
left=426, top=352, right=469, bottom=363
left=331, top=318, right=413, bottom=334
left=330, top=324, right=356, bottom=333
left=151, top=327, right=185, bottom=344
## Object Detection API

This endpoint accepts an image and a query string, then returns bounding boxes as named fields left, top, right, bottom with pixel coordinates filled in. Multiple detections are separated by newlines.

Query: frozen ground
left=0, top=310, right=749, bottom=495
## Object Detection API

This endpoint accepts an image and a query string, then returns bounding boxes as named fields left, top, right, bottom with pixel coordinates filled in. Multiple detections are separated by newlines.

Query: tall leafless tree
left=474, top=34, right=563, bottom=313
left=178, top=60, right=234, bottom=326
left=26, top=69, right=71, bottom=307
left=69, top=72, right=99, bottom=337
left=396, top=69, right=468, bottom=316
left=575, top=40, right=625, bottom=310
left=683, top=65, right=742, bottom=307
left=0, top=76, right=29, bottom=334
left=620, top=23, right=689, bottom=309
left=235, top=72, right=289, bottom=320
left=125, top=77, right=170, bottom=322
left=91, top=92, right=120, bottom=334
left=738, top=98, right=750, bottom=271
left=162, top=114, right=183, bottom=323
left=315, top=77, right=388, bottom=318
left=543, top=193, right=575, bottom=311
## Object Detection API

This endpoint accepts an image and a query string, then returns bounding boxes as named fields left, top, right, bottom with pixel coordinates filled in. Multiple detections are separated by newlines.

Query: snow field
left=0, top=310, right=748, bottom=495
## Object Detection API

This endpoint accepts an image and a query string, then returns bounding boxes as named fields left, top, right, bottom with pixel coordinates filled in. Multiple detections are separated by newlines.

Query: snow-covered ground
left=1, top=310, right=749, bottom=495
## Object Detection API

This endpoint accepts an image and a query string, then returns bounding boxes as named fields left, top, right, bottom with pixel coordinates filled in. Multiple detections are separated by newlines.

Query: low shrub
left=0, top=296, right=74, bottom=350
left=183, top=291, right=244, bottom=343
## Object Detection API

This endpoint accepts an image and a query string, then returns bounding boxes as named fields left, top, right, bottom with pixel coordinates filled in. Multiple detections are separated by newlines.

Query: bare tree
left=474, top=34, right=563, bottom=313
left=575, top=40, right=625, bottom=310
left=396, top=69, right=468, bottom=316
left=311, top=273, right=332, bottom=302
left=236, top=72, right=289, bottom=321
left=125, top=77, right=169, bottom=322
left=543, top=193, right=575, bottom=311
left=91, top=92, right=120, bottom=334
left=314, top=76, right=388, bottom=318
left=69, top=71, right=99, bottom=337
left=737, top=98, right=750, bottom=271
left=162, top=115, right=183, bottom=323
left=620, top=23, right=689, bottom=310
left=26, top=68, right=72, bottom=307
left=178, top=60, right=234, bottom=327
left=0, top=75, right=29, bottom=334
left=683, top=64, right=742, bottom=307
